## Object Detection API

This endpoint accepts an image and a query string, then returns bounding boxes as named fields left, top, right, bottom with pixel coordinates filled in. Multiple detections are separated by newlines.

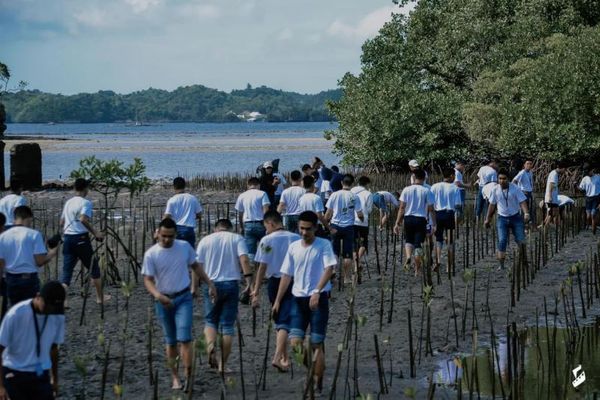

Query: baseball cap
left=263, top=161, right=273, bottom=169
left=408, top=160, right=420, bottom=168
left=40, top=281, right=66, bottom=315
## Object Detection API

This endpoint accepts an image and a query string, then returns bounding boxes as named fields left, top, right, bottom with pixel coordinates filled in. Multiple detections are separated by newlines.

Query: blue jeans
left=267, top=277, right=293, bottom=331
left=497, top=213, right=526, bottom=252
left=176, top=225, right=196, bottom=249
left=372, top=193, right=388, bottom=213
left=283, top=215, right=299, bottom=233
left=243, top=221, right=265, bottom=257
left=331, top=224, right=354, bottom=258
left=475, top=187, right=488, bottom=219
left=523, top=191, right=536, bottom=223
left=155, top=290, right=193, bottom=345
left=5, top=273, right=40, bottom=308
left=204, top=280, right=239, bottom=336
left=455, top=190, right=466, bottom=219
left=290, top=293, right=329, bottom=344
left=585, top=195, right=600, bottom=215
left=61, top=234, right=101, bottom=286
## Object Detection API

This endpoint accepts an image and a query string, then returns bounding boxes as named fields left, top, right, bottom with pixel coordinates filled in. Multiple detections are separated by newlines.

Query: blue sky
left=0, top=0, right=414, bottom=95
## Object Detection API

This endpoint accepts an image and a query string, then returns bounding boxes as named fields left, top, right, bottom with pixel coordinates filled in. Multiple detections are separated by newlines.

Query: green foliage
left=2, top=85, right=341, bottom=123
left=327, top=0, right=600, bottom=169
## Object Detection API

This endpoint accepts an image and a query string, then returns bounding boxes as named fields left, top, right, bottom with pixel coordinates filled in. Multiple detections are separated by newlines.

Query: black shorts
left=404, top=216, right=427, bottom=248
left=435, top=210, right=455, bottom=243
left=546, top=203, right=558, bottom=209
left=354, top=225, right=369, bottom=252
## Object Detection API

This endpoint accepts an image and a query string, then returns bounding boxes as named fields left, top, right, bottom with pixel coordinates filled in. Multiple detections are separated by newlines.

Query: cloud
left=277, top=27, right=293, bottom=41
left=73, top=7, right=112, bottom=29
left=124, top=0, right=162, bottom=14
left=176, top=3, right=221, bottom=19
left=326, top=4, right=412, bottom=42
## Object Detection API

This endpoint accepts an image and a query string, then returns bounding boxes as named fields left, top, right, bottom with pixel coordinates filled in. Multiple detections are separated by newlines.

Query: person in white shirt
left=163, top=177, right=203, bottom=249
left=430, top=168, right=462, bottom=273
left=235, top=177, right=271, bottom=261
left=196, top=219, right=252, bottom=374
left=543, top=161, right=567, bottom=227
left=394, top=169, right=436, bottom=277
left=409, top=160, right=428, bottom=185
left=298, top=176, right=330, bottom=237
left=60, top=178, right=109, bottom=305
left=0, top=206, right=58, bottom=308
left=578, top=166, right=600, bottom=234
left=512, top=159, right=536, bottom=225
left=251, top=211, right=300, bottom=372
left=372, top=191, right=400, bottom=229
left=273, top=171, right=288, bottom=207
left=351, top=176, right=373, bottom=263
left=277, top=170, right=305, bottom=233
left=484, top=170, right=530, bottom=270
left=0, top=179, right=27, bottom=229
left=325, top=174, right=364, bottom=283
left=453, top=161, right=470, bottom=224
left=273, top=211, right=336, bottom=393
left=0, top=281, right=66, bottom=400
left=143, top=218, right=215, bottom=391
left=475, top=159, right=498, bottom=220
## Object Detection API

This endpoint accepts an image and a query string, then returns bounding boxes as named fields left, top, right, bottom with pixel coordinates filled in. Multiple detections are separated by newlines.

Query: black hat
left=40, top=281, right=66, bottom=315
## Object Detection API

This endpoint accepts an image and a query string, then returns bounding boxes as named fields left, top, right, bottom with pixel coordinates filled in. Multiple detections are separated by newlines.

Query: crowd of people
left=0, top=156, right=597, bottom=398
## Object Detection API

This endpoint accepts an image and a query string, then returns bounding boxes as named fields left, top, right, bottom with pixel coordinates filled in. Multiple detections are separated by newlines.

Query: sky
left=0, top=0, right=415, bottom=95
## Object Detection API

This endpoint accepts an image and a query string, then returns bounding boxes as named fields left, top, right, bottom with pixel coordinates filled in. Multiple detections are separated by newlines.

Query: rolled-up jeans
left=243, top=221, right=265, bottom=258
left=176, top=225, right=196, bottom=249
left=497, top=213, right=526, bottom=252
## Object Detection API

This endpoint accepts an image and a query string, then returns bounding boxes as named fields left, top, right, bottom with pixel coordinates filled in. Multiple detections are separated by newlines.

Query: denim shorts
left=585, top=195, right=600, bottom=215
left=331, top=224, right=354, bottom=258
left=434, top=210, right=455, bottom=243
left=354, top=225, right=369, bottom=251
left=283, top=215, right=300, bottom=233
left=61, top=234, right=101, bottom=286
left=155, top=290, right=193, bottom=345
left=176, top=225, right=196, bottom=249
left=244, top=221, right=266, bottom=257
left=497, top=213, right=526, bottom=252
left=290, top=293, right=329, bottom=344
left=204, top=280, right=239, bottom=336
left=404, top=216, right=427, bottom=248
left=267, top=277, right=293, bottom=332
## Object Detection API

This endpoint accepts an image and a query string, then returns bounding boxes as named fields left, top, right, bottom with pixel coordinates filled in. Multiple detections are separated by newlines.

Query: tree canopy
left=326, top=0, right=600, bottom=170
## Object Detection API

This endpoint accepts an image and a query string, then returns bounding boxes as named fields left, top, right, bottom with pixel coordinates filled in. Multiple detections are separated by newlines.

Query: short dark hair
left=248, top=177, right=260, bottom=186
left=303, top=175, right=315, bottom=189
left=342, top=174, right=355, bottom=187
left=331, top=165, right=339, bottom=173
left=74, top=178, right=89, bottom=192
left=0, top=212, right=5, bottom=228
left=413, top=168, right=426, bottom=181
left=159, top=218, right=177, bottom=230
left=557, top=161, right=568, bottom=169
left=9, top=179, right=22, bottom=192
left=358, top=176, right=370, bottom=186
left=264, top=210, right=283, bottom=225
left=298, top=211, right=318, bottom=226
left=14, top=205, right=33, bottom=220
left=442, top=168, right=455, bottom=179
left=497, top=169, right=510, bottom=178
left=290, top=170, right=302, bottom=181
left=173, top=177, right=186, bottom=190
left=215, top=218, right=233, bottom=230
left=301, top=164, right=312, bottom=172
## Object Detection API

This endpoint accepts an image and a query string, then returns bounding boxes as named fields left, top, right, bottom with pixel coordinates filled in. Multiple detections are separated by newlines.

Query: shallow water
left=4, top=122, right=339, bottom=179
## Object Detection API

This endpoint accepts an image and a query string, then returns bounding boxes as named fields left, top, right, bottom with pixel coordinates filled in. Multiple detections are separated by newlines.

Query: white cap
left=263, top=161, right=273, bottom=168
left=408, top=159, right=419, bottom=168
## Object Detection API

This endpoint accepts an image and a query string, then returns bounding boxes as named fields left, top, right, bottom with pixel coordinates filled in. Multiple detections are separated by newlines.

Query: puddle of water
left=435, top=320, right=600, bottom=398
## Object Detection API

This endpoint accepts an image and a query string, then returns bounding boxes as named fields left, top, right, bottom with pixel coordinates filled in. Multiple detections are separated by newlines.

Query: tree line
left=2, top=84, right=341, bottom=123
left=326, top=0, right=600, bottom=170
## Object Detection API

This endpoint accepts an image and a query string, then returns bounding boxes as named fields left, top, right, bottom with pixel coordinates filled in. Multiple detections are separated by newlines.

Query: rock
left=10, top=143, right=42, bottom=190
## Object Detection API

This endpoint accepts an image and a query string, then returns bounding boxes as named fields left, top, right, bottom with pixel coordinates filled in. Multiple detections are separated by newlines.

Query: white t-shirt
left=196, top=231, right=248, bottom=282
left=399, top=185, right=434, bottom=218
left=410, top=171, right=429, bottom=185
left=320, top=180, right=332, bottom=199
left=0, top=227, right=47, bottom=274
left=454, top=169, right=465, bottom=190
left=235, top=189, right=270, bottom=222
left=274, top=173, right=287, bottom=196
left=350, top=186, right=373, bottom=227
left=0, top=194, right=27, bottom=226
left=377, top=191, right=399, bottom=208
left=255, top=230, right=301, bottom=278
left=298, top=193, right=325, bottom=213
left=165, top=193, right=203, bottom=227
left=482, top=182, right=498, bottom=201
left=430, top=182, right=462, bottom=211
left=477, top=166, right=497, bottom=188
left=280, top=238, right=337, bottom=297
left=512, top=170, right=534, bottom=193
left=545, top=170, right=559, bottom=204
left=579, top=175, right=600, bottom=197
left=61, top=196, right=93, bottom=235
left=279, top=186, right=306, bottom=216
left=326, top=189, right=362, bottom=227
left=142, top=240, right=196, bottom=294
left=0, top=299, right=65, bottom=372
left=488, top=183, right=527, bottom=217
left=558, top=195, right=574, bottom=207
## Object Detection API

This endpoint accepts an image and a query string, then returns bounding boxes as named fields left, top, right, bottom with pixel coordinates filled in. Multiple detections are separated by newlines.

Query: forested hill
left=2, top=85, right=342, bottom=123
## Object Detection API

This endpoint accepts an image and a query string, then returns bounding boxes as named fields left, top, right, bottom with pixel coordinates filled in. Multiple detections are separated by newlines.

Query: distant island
left=2, top=84, right=342, bottom=123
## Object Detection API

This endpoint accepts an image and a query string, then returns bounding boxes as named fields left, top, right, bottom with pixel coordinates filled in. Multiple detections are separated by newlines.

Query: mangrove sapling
left=450, top=278, right=459, bottom=348
left=328, top=343, right=344, bottom=400
left=470, top=269, right=478, bottom=332
left=259, top=315, right=272, bottom=390
left=146, top=307, right=154, bottom=385
left=573, top=262, right=587, bottom=319
left=461, top=268, right=474, bottom=340
left=387, top=233, right=398, bottom=324
left=373, top=335, right=387, bottom=395
left=408, top=309, right=415, bottom=378
left=236, top=318, right=247, bottom=400
left=73, top=355, right=89, bottom=400
left=100, top=340, right=111, bottom=400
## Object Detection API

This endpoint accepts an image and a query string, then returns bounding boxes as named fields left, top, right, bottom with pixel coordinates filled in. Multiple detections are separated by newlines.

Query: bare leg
left=343, top=258, right=352, bottom=283
left=179, top=341, right=193, bottom=381
left=204, top=326, right=218, bottom=368
left=92, top=278, right=111, bottom=304
left=166, top=344, right=181, bottom=389
left=312, top=344, right=325, bottom=392
left=273, top=329, right=290, bottom=369
left=219, top=335, right=233, bottom=372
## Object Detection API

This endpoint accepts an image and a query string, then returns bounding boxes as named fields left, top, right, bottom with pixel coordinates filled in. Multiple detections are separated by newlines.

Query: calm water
left=4, top=122, right=339, bottom=180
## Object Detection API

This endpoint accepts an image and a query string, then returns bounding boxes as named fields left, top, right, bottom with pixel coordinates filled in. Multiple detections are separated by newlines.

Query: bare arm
left=240, top=254, right=252, bottom=289
left=0, top=346, right=6, bottom=400
left=276, top=201, right=286, bottom=214
left=143, top=276, right=172, bottom=307
left=50, top=344, right=59, bottom=395
left=80, top=215, right=103, bottom=240
left=34, top=247, right=59, bottom=267
left=324, top=208, right=333, bottom=222
left=272, top=274, right=292, bottom=313
left=262, top=205, right=270, bottom=214
left=238, top=212, right=244, bottom=233
left=393, top=202, right=406, bottom=234
left=484, top=203, right=496, bottom=226
left=252, top=262, right=268, bottom=296
left=309, top=266, right=334, bottom=310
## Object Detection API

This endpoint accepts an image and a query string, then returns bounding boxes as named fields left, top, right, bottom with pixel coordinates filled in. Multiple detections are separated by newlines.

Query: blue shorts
left=404, top=216, right=427, bottom=248
left=585, top=196, right=599, bottom=215
left=283, top=215, right=300, bottom=233
left=331, top=224, right=354, bottom=258
left=176, top=225, right=196, bottom=249
left=497, top=214, right=526, bottom=252
left=372, top=193, right=387, bottom=213
left=155, top=290, right=193, bottom=345
left=267, top=277, right=293, bottom=332
left=290, top=293, right=329, bottom=344
left=244, top=221, right=266, bottom=257
left=434, top=210, right=455, bottom=244
left=204, top=280, right=239, bottom=336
